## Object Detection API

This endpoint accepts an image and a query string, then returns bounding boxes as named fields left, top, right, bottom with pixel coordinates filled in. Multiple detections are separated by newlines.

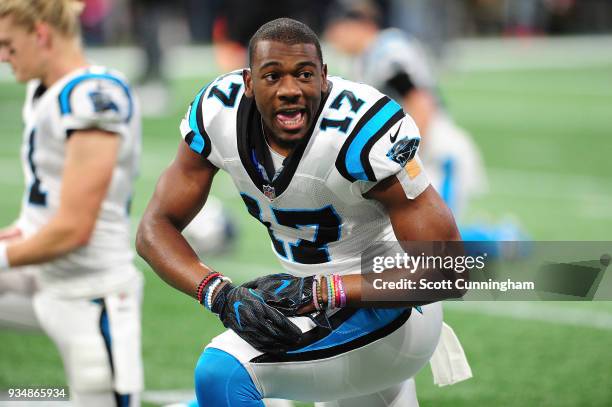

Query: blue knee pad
left=194, top=347, right=263, bottom=407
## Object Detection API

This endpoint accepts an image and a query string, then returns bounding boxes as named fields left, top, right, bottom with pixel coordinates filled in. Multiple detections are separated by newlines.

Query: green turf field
left=1, top=56, right=611, bottom=406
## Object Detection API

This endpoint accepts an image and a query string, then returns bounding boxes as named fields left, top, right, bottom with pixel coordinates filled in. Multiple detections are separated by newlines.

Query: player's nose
left=276, top=75, right=301, bottom=100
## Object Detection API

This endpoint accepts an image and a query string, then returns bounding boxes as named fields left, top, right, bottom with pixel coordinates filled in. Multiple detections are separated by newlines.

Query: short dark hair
left=248, top=18, right=323, bottom=67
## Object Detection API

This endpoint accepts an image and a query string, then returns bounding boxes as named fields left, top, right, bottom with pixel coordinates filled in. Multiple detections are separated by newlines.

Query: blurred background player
left=325, top=0, right=528, bottom=246
left=0, top=1, right=143, bottom=405
left=326, top=0, right=487, bottom=220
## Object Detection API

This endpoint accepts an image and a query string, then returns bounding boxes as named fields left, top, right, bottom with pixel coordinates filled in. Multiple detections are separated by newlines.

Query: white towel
left=429, top=322, right=473, bottom=386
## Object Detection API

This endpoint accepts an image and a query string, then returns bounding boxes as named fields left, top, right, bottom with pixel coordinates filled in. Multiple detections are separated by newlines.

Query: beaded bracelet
left=205, top=278, right=223, bottom=310
left=206, top=276, right=233, bottom=310
left=312, top=277, right=320, bottom=311
left=196, top=272, right=220, bottom=304
left=327, top=275, right=335, bottom=309
left=316, top=275, right=325, bottom=310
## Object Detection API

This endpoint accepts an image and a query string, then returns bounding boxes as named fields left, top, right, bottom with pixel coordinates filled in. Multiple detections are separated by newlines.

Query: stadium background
left=1, top=1, right=611, bottom=405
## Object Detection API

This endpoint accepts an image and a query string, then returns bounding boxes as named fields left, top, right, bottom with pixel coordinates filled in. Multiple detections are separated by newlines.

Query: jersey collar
left=236, top=85, right=331, bottom=201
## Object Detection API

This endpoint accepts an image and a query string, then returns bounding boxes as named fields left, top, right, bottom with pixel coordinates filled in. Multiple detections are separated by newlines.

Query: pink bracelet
left=337, top=275, right=347, bottom=307
left=332, top=275, right=338, bottom=307
left=312, top=277, right=320, bottom=311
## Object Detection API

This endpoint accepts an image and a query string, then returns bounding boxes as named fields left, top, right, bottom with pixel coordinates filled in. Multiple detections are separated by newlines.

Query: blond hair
left=0, top=0, right=85, bottom=37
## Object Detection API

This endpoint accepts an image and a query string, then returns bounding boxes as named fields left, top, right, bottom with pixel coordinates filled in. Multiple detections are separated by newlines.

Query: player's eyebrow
left=259, top=61, right=281, bottom=70
left=258, top=60, right=319, bottom=71
left=295, top=61, right=318, bottom=69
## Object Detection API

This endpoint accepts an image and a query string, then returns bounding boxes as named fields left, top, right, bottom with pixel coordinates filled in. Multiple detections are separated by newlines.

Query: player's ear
left=34, top=21, right=52, bottom=49
left=243, top=68, right=253, bottom=98
left=321, top=63, right=329, bottom=93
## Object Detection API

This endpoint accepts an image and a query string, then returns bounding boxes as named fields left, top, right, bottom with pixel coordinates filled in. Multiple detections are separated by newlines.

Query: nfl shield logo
left=263, top=185, right=276, bottom=200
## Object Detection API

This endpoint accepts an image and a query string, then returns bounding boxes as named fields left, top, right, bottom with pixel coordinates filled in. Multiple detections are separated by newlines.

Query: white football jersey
left=16, top=66, right=141, bottom=297
left=180, top=72, right=428, bottom=275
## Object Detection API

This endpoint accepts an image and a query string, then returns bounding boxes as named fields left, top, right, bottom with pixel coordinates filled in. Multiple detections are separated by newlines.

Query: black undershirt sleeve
left=385, top=71, right=416, bottom=98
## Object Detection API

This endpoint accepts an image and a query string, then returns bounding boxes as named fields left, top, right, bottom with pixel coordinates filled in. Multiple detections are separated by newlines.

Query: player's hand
left=210, top=282, right=302, bottom=353
left=242, top=273, right=314, bottom=316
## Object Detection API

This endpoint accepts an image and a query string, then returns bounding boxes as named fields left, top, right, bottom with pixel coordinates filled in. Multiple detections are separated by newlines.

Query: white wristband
left=0, top=243, right=9, bottom=269
left=206, top=278, right=223, bottom=310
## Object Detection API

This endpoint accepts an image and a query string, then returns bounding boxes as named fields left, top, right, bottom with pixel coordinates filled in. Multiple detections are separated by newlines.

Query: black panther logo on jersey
left=88, top=88, right=119, bottom=113
left=386, top=136, right=420, bottom=167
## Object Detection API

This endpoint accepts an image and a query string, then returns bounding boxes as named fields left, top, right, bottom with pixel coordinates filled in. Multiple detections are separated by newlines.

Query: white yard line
left=443, top=35, right=612, bottom=72
left=141, top=389, right=195, bottom=405
left=486, top=168, right=612, bottom=206
left=445, top=301, right=612, bottom=331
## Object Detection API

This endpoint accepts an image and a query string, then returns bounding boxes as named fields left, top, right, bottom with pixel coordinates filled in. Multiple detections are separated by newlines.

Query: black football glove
left=210, top=282, right=301, bottom=353
left=242, top=273, right=314, bottom=315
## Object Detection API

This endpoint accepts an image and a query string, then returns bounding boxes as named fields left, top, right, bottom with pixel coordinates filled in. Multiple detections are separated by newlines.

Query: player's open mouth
left=275, top=108, right=306, bottom=131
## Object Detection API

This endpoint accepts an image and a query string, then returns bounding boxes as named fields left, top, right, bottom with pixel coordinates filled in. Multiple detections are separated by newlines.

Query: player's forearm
left=4, top=215, right=91, bottom=267
left=2, top=130, right=123, bottom=268
left=137, top=145, right=221, bottom=299
left=289, top=259, right=465, bottom=315
left=337, top=267, right=462, bottom=308
left=305, top=268, right=459, bottom=313
left=136, top=214, right=213, bottom=299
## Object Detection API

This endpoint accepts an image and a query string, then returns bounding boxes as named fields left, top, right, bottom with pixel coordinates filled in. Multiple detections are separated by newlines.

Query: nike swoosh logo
left=390, top=123, right=402, bottom=143
left=248, top=288, right=265, bottom=303
left=233, top=301, right=243, bottom=328
left=274, top=279, right=291, bottom=295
